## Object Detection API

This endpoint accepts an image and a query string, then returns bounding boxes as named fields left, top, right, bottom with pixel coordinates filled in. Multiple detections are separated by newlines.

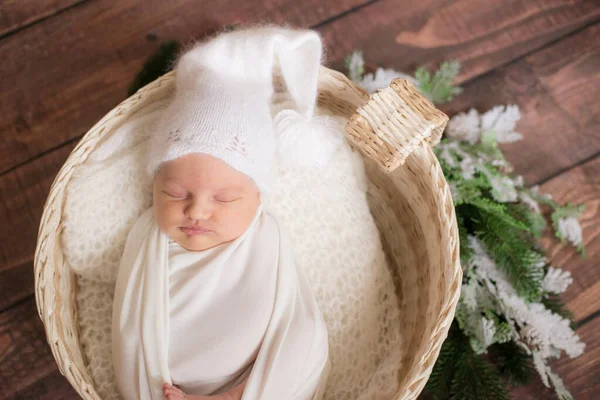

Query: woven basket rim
left=33, top=65, right=461, bottom=400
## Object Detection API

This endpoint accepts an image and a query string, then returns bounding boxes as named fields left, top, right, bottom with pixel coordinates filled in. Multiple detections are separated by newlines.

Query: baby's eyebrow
left=162, top=179, right=184, bottom=186
left=215, top=187, right=243, bottom=194
left=161, top=180, right=190, bottom=193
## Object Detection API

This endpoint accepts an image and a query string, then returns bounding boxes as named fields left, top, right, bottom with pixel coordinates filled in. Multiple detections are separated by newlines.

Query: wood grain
left=0, top=297, right=70, bottom=398
left=0, top=261, right=34, bottom=312
left=510, top=377, right=559, bottom=400
left=0, top=142, right=76, bottom=293
left=5, top=369, right=78, bottom=400
left=539, top=156, right=600, bottom=322
left=0, top=0, right=86, bottom=38
left=441, top=23, right=600, bottom=185
left=319, top=0, right=599, bottom=82
left=526, top=23, right=600, bottom=133
left=1, top=0, right=599, bottom=179
left=0, top=0, right=368, bottom=177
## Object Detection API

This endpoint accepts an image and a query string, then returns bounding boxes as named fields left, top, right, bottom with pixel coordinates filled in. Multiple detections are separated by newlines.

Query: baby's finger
left=164, top=391, right=182, bottom=400
left=163, top=388, right=179, bottom=396
left=174, top=387, right=184, bottom=395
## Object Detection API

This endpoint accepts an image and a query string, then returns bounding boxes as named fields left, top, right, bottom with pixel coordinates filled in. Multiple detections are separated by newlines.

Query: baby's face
left=153, top=153, right=261, bottom=251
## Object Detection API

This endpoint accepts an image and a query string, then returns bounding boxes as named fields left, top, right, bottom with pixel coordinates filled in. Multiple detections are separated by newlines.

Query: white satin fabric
left=112, top=205, right=330, bottom=400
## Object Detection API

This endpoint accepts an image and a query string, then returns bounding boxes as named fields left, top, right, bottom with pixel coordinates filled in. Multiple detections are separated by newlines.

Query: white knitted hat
left=148, top=26, right=340, bottom=193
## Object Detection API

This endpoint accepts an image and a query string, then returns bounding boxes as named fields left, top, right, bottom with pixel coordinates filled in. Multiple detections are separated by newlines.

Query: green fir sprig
left=415, top=60, right=463, bottom=104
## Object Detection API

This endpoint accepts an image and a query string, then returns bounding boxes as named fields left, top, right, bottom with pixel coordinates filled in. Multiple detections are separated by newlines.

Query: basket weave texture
left=34, top=66, right=461, bottom=400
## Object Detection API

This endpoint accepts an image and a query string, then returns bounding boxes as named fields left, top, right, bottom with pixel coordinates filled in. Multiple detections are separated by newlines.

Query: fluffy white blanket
left=64, top=93, right=403, bottom=399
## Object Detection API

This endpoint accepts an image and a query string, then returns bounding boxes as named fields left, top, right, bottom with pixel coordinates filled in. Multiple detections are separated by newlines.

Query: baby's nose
left=186, top=197, right=212, bottom=220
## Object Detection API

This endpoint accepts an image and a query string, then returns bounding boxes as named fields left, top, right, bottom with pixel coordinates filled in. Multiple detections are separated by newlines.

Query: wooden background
left=0, top=0, right=598, bottom=398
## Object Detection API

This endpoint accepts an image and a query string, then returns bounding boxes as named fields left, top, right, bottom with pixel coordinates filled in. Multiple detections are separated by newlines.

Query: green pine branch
left=506, top=203, right=547, bottom=239
left=415, top=60, right=463, bottom=104
left=473, top=211, right=544, bottom=302
left=489, top=341, right=535, bottom=386
left=451, top=351, right=510, bottom=400
left=483, top=310, right=512, bottom=344
left=344, top=50, right=365, bottom=82
left=426, top=323, right=510, bottom=400
left=457, top=214, right=473, bottom=264
left=467, top=197, right=531, bottom=232
left=425, top=326, right=463, bottom=399
left=452, top=175, right=491, bottom=206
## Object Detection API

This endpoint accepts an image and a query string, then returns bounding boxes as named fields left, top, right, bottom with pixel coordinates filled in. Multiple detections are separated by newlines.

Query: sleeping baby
left=111, top=26, right=332, bottom=400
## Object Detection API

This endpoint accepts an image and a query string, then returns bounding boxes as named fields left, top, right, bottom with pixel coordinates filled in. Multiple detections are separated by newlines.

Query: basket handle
left=346, top=78, right=449, bottom=173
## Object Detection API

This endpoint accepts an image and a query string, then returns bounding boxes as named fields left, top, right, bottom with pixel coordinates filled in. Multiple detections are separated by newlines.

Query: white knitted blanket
left=63, top=94, right=403, bottom=399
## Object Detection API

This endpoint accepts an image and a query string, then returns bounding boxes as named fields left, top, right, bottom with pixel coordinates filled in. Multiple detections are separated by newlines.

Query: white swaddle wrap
left=111, top=25, right=334, bottom=400
left=112, top=204, right=330, bottom=399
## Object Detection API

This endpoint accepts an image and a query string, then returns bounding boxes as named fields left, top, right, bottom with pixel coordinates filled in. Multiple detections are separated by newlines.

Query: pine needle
left=415, top=60, right=463, bottom=103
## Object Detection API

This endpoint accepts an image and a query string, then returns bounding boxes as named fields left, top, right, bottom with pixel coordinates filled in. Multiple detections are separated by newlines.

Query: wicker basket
left=34, top=66, right=461, bottom=400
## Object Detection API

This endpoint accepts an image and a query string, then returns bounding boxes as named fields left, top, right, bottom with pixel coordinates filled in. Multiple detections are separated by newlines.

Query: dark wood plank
left=539, top=156, right=600, bottom=322
left=1, top=0, right=599, bottom=179
left=319, top=0, right=599, bottom=83
left=0, top=297, right=70, bottom=398
left=510, top=376, right=557, bottom=400
left=0, top=0, right=86, bottom=38
left=441, top=23, right=600, bottom=185
left=0, top=261, right=34, bottom=312
left=6, top=369, right=78, bottom=400
left=0, top=141, right=76, bottom=278
left=0, top=0, right=369, bottom=176
left=526, top=23, right=600, bottom=135
left=565, top=280, right=600, bottom=323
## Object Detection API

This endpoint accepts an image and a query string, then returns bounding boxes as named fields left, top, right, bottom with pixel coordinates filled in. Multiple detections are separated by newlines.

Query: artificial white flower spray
left=345, top=51, right=587, bottom=400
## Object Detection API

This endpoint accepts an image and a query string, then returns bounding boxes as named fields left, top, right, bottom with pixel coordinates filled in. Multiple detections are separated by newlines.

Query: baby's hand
left=162, top=382, right=244, bottom=400
left=163, top=383, right=187, bottom=400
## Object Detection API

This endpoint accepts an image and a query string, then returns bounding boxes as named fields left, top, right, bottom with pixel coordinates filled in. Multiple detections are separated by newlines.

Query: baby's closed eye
left=164, top=190, right=189, bottom=199
left=213, top=195, right=241, bottom=203
left=212, top=189, right=243, bottom=203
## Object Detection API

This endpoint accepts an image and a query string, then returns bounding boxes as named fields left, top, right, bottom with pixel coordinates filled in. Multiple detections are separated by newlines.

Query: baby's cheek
left=156, top=203, right=182, bottom=232
left=227, top=207, right=257, bottom=238
left=212, top=211, right=243, bottom=240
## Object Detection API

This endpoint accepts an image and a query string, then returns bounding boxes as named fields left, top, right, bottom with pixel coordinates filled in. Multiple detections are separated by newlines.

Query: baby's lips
left=181, top=225, right=210, bottom=230
left=180, top=226, right=213, bottom=235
